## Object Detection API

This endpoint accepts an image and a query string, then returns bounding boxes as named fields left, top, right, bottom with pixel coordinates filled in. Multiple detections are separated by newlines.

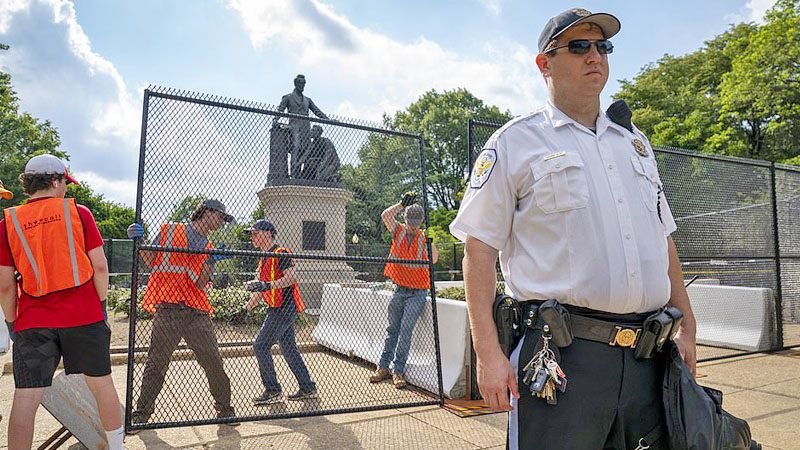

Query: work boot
left=369, top=367, right=391, bottom=383
left=217, top=408, right=240, bottom=426
left=392, top=372, right=408, bottom=389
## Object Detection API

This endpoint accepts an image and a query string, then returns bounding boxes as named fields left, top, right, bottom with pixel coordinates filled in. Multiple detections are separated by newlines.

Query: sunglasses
left=547, top=39, right=614, bottom=55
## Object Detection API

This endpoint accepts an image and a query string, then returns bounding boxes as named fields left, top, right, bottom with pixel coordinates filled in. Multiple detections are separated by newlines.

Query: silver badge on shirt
left=632, top=139, right=648, bottom=157
left=471, top=149, right=497, bottom=189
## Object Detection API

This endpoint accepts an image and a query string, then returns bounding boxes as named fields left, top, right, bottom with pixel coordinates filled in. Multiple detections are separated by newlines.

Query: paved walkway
left=1, top=348, right=798, bottom=449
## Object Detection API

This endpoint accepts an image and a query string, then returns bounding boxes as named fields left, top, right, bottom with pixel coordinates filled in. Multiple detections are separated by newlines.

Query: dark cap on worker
left=246, top=219, right=276, bottom=233
left=538, top=8, right=621, bottom=53
left=202, top=199, right=234, bottom=222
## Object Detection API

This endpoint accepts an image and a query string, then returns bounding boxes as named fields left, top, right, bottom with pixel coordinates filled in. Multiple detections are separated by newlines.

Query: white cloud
left=0, top=0, right=139, bottom=205
left=72, top=170, right=137, bottom=206
left=226, top=0, right=545, bottom=119
left=478, top=0, right=502, bottom=16
left=745, top=0, right=776, bottom=23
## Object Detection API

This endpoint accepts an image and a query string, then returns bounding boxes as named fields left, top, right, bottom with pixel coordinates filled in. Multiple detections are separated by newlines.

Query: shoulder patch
left=470, top=149, right=497, bottom=189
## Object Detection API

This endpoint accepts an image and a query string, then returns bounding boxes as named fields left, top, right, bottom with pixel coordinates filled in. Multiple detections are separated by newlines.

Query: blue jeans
left=253, top=299, right=315, bottom=392
left=378, top=286, right=427, bottom=374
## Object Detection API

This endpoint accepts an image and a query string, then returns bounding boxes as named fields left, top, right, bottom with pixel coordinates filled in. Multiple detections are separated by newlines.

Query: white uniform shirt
left=450, top=101, right=677, bottom=313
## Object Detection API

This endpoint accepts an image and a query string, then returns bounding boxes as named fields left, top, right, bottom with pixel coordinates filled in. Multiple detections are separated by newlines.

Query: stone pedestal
left=257, top=185, right=357, bottom=313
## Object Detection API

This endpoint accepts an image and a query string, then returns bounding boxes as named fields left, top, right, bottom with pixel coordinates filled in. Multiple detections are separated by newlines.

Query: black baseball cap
left=538, top=8, right=621, bottom=53
left=246, top=219, right=276, bottom=233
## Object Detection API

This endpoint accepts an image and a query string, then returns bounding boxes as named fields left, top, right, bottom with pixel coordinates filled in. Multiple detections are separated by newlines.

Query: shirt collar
left=545, top=100, right=607, bottom=136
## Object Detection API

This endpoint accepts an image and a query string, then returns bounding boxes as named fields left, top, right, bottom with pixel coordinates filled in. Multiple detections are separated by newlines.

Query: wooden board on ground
left=40, top=371, right=122, bottom=450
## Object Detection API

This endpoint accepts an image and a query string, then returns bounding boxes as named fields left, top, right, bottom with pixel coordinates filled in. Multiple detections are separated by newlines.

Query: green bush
left=435, top=283, right=505, bottom=302
left=106, top=285, right=307, bottom=325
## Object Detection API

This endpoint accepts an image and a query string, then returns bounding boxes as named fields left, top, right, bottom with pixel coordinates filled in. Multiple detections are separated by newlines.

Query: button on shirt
left=450, top=102, right=677, bottom=313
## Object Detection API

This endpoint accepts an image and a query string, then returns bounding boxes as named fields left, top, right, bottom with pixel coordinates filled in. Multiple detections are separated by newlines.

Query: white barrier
left=689, top=284, right=777, bottom=351
left=311, top=283, right=468, bottom=398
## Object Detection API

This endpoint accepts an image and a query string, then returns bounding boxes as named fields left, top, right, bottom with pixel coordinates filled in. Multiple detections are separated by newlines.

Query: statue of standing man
left=277, top=74, right=329, bottom=178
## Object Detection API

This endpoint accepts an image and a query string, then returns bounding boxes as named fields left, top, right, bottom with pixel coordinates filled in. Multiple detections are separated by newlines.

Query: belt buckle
left=609, top=326, right=641, bottom=348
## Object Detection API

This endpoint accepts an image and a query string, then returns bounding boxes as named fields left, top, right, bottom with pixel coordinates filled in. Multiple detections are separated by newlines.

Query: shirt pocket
left=530, top=153, right=589, bottom=213
left=630, top=156, right=659, bottom=212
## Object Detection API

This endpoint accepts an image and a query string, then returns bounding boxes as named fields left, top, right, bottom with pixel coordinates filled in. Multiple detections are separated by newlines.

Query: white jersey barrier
left=689, top=284, right=777, bottom=351
left=312, top=283, right=468, bottom=399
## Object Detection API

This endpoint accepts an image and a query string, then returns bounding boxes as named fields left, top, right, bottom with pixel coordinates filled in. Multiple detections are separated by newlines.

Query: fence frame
left=124, top=87, right=444, bottom=432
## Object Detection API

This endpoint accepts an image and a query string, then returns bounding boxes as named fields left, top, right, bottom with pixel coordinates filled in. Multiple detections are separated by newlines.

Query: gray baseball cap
left=404, top=204, right=424, bottom=227
left=538, top=8, right=621, bottom=53
left=202, top=199, right=234, bottom=223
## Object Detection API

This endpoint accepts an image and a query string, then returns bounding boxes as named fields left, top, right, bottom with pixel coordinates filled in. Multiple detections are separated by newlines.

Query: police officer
left=450, top=8, right=696, bottom=450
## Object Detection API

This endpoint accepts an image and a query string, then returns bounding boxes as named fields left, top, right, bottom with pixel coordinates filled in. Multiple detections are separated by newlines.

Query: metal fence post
left=770, top=162, right=785, bottom=349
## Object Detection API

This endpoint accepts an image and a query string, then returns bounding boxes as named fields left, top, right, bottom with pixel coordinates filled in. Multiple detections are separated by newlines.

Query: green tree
left=67, top=183, right=136, bottom=239
left=392, top=89, right=512, bottom=210
left=0, top=45, right=65, bottom=202
left=167, top=194, right=207, bottom=222
left=614, top=0, right=800, bottom=162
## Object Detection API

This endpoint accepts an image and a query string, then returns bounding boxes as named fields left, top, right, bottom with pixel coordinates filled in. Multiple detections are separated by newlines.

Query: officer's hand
left=400, top=191, right=418, bottom=207
left=244, top=280, right=271, bottom=292
left=211, top=244, right=234, bottom=262
left=127, top=223, right=144, bottom=239
left=673, top=325, right=697, bottom=377
left=477, top=349, right=519, bottom=412
left=5, top=321, right=15, bottom=342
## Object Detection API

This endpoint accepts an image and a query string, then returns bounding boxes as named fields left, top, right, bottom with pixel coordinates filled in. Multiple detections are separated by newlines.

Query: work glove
left=400, top=191, right=418, bottom=207
left=211, top=244, right=234, bottom=263
left=244, top=280, right=272, bottom=292
left=229, top=308, right=248, bottom=325
left=127, top=223, right=144, bottom=239
left=5, top=321, right=15, bottom=342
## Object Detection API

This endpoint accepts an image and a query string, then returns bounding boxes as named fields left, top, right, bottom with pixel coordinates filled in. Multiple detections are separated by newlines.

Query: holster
left=493, top=293, right=522, bottom=357
left=537, top=299, right=574, bottom=347
left=635, top=306, right=684, bottom=360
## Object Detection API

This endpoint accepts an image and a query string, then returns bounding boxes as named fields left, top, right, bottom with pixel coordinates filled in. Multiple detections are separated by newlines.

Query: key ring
left=634, top=438, right=650, bottom=450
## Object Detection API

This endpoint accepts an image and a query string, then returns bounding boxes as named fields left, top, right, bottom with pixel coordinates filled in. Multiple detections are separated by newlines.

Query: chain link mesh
left=125, top=86, right=443, bottom=431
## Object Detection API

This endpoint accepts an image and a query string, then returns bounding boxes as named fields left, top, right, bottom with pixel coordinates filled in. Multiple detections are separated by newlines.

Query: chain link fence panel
left=125, top=86, right=443, bottom=431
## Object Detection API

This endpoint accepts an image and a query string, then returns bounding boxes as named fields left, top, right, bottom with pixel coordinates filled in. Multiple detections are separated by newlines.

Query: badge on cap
left=632, top=139, right=648, bottom=157
left=471, top=149, right=497, bottom=189
left=572, top=8, right=591, bottom=17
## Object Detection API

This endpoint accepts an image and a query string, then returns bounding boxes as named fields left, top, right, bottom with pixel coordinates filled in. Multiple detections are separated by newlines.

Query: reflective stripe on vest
left=5, top=198, right=93, bottom=296
left=6, top=208, right=43, bottom=293
left=384, top=224, right=430, bottom=290
left=388, top=226, right=425, bottom=269
left=153, top=223, right=200, bottom=283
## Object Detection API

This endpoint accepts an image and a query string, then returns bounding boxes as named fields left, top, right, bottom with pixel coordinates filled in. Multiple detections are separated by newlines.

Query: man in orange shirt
left=0, top=155, right=124, bottom=450
left=369, top=192, right=438, bottom=389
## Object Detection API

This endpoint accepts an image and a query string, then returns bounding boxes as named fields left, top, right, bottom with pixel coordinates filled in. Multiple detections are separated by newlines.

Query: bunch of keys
left=521, top=325, right=568, bottom=405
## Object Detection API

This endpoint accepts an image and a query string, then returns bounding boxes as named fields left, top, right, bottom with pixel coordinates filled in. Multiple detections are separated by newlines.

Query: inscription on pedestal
left=303, top=221, right=326, bottom=251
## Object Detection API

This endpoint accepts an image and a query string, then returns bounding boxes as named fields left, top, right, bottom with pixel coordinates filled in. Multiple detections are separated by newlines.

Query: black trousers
left=511, top=312, right=667, bottom=450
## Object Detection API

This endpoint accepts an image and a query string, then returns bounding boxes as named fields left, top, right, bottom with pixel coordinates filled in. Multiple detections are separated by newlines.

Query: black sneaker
left=287, top=388, right=318, bottom=401
left=253, top=390, right=283, bottom=405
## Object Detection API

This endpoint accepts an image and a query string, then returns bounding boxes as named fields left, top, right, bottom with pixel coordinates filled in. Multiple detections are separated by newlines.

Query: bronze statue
left=277, top=74, right=329, bottom=177
left=298, top=125, right=341, bottom=184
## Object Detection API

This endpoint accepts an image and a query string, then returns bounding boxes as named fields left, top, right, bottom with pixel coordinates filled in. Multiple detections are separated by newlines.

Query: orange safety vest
left=4, top=198, right=94, bottom=297
left=142, top=222, right=214, bottom=314
left=383, top=224, right=431, bottom=290
left=258, top=247, right=305, bottom=313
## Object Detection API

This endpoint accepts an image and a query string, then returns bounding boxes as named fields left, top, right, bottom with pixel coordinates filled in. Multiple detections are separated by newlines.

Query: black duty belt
left=522, top=302, right=650, bottom=349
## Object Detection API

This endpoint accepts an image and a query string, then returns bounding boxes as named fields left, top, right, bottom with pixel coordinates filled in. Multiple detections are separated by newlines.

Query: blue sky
left=0, top=0, right=776, bottom=207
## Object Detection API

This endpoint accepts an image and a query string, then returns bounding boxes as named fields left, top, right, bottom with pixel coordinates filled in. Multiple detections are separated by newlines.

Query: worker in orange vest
left=370, top=192, right=438, bottom=389
left=0, top=155, right=124, bottom=450
left=242, top=219, right=316, bottom=405
left=126, top=199, right=237, bottom=425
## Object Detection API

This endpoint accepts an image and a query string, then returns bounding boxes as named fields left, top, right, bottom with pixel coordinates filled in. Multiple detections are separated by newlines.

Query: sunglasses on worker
left=547, top=39, right=614, bottom=55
